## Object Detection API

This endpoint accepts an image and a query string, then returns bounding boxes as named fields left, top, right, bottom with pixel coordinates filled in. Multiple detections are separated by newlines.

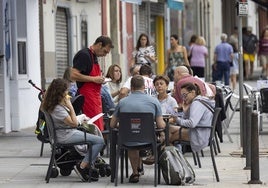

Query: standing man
left=242, top=26, right=258, bottom=80
left=71, top=36, right=114, bottom=131
left=213, top=33, right=233, bottom=86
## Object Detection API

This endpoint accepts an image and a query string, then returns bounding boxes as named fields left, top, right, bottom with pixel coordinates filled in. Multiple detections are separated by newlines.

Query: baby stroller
left=29, top=80, right=111, bottom=180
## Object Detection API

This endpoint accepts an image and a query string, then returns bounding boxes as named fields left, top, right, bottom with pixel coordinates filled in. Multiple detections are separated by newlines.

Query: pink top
left=190, top=44, right=208, bottom=67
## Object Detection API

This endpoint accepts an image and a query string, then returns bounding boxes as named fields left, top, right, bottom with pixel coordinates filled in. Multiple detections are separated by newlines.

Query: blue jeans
left=216, top=61, right=230, bottom=86
left=63, top=131, right=105, bottom=164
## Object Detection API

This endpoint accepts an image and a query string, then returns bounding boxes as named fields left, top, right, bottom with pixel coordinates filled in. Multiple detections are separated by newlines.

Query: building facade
left=0, top=0, right=266, bottom=132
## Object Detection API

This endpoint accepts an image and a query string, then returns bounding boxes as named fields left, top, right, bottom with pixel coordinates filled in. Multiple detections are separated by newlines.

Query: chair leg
left=212, top=141, right=218, bottom=155
left=192, top=152, right=197, bottom=166
left=195, top=152, right=202, bottom=168
left=215, top=133, right=221, bottom=153
left=40, top=142, right=44, bottom=157
left=125, top=151, right=129, bottom=178
left=87, top=144, right=92, bottom=182
left=210, top=144, right=220, bottom=182
left=154, top=147, right=158, bottom=187
left=120, top=150, right=124, bottom=183
left=201, top=149, right=204, bottom=157
left=114, top=148, right=120, bottom=186
left=45, top=148, right=56, bottom=183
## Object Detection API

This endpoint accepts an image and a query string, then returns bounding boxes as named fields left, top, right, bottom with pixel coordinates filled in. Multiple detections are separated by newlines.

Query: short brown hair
left=153, top=75, right=170, bottom=86
left=131, top=75, right=144, bottom=90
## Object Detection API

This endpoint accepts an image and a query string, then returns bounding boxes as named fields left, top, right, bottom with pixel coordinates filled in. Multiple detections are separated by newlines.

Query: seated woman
left=41, top=78, right=105, bottom=182
left=169, top=82, right=215, bottom=152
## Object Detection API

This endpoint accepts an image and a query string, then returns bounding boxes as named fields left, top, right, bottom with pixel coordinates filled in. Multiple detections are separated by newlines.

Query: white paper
left=104, top=78, right=112, bottom=82
left=87, top=113, right=104, bottom=124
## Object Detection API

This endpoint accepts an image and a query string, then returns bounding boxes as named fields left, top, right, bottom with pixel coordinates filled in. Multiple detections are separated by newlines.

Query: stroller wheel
left=105, top=164, right=111, bottom=177
left=51, top=168, right=59, bottom=178
left=60, top=168, right=72, bottom=176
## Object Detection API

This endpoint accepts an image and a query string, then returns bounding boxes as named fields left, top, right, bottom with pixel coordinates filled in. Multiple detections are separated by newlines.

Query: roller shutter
left=55, top=7, right=69, bottom=78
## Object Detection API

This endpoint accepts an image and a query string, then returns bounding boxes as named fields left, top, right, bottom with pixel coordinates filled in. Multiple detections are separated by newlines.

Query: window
left=81, top=20, right=88, bottom=48
left=18, top=41, right=27, bottom=74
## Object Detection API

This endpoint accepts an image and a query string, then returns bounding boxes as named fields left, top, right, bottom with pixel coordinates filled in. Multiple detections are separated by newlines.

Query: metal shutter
left=55, top=7, right=69, bottom=78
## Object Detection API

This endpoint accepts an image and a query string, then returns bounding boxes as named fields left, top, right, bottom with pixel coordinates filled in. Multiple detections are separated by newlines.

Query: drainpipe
left=39, top=0, right=45, bottom=89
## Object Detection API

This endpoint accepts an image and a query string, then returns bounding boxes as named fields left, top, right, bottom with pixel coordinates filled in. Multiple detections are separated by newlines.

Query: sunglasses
left=181, top=92, right=191, bottom=99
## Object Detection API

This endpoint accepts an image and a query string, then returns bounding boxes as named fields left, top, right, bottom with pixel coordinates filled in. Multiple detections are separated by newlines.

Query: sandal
left=129, top=173, right=139, bottom=183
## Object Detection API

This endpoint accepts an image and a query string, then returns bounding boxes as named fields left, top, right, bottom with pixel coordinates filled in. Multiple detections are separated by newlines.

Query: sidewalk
left=0, top=68, right=268, bottom=187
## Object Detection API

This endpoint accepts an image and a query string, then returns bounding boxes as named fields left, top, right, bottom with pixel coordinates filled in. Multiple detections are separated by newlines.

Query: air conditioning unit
left=77, top=0, right=89, bottom=3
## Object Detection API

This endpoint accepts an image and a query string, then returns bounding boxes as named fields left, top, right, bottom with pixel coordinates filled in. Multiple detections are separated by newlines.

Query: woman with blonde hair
left=189, top=36, right=208, bottom=78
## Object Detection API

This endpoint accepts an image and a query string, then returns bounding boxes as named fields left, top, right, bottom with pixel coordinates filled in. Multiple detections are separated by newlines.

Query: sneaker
left=74, top=163, right=89, bottom=182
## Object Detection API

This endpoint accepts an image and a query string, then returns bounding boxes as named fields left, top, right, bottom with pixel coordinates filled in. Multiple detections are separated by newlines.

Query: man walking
left=213, top=33, right=233, bottom=86
left=243, top=26, right=258, bottom=79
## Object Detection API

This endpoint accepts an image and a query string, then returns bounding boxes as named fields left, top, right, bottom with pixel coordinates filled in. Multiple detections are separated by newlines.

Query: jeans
left=63, top=131, right=105, bottom=164
left=216, top=61, right=230, bottom=86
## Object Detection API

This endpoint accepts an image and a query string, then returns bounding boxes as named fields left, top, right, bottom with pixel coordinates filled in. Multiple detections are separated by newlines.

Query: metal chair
left=114, top=112, right=160, bottom=187
left=43, top=110, right=92, bottom=183
left=175, top=107, right=222, bottom=182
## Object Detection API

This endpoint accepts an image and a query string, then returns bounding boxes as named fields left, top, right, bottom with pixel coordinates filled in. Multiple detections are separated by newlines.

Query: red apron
left=78, top=62, right=104, bottom=131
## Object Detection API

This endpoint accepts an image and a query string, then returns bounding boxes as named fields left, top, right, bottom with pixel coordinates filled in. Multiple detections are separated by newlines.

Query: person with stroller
left=41, top=78, right=105, bottom=182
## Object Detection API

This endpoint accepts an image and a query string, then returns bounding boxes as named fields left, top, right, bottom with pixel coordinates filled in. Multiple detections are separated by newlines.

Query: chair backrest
left=209, top=107, right=222, bottom=143
left=71, top=94, right=84, bottom=115
left=42, top=110, right=57, bottom=145
left=260, top=88, right=268, bottom=113
left=118, top=112, right=156, bottom=146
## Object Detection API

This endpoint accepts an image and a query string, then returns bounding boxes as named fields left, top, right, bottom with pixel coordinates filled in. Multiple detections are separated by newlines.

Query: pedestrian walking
left=213, top=33, right=233, bottom=86
left=242, top=26, right=258, bottom=80
left=165, top=34, right=189, bottom=81
left=189, top=36, right=208, bottom=78
left=258, top=27, right=268, bottom=79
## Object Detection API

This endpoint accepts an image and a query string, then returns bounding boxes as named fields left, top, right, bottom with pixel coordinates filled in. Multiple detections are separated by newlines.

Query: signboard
left=238, top=2, right=248, bottom=16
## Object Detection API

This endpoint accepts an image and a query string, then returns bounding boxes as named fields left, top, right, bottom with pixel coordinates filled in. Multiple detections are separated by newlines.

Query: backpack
left=35, top=109, right=49, bottom=143
left=159, top=146, right=195, bottom=185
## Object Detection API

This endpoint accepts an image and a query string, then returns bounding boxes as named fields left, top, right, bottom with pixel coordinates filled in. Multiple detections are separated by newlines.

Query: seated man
left=173, top=65, right=215, bottom=106
left=119, top=64, right=156, bottom=100
left=110, top=75, right=166, bottom=183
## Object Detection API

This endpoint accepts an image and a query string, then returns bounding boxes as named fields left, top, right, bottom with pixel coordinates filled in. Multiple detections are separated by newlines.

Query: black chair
left=71, top=94, right=85, bottom=115
left=197, top=107, right=222, bottom=182
left=114, top=112, right=160, bottom=187
left=43, top=110, right=93, bottom=183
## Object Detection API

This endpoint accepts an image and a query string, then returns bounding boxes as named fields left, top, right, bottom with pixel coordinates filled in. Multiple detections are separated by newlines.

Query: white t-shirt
left=122, top=76, right=156, bottom=96
left=132, top=45, right=155, bottom=65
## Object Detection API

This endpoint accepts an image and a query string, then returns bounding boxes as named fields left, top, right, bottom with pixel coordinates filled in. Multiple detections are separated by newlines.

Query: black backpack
left=35, top=109, right=49, bottom=143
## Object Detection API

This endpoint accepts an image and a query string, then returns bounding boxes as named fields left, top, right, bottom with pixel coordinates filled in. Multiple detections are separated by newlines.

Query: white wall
left=212, top=0, right=222, bottom=49
left=7, top=0, right=41, bottom=131
left=16, top=0, right=41, bottom=130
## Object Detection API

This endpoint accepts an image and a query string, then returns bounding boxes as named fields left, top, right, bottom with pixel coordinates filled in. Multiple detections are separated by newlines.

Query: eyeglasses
left=181, top=92, right=191, bottom=99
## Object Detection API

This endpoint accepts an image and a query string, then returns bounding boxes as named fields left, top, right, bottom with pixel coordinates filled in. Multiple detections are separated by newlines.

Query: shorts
left=230, top=67, right=238, bottom=75
left=260, top=55, right=268, bottom=65
left=243, top=53, right=255, bottom=62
